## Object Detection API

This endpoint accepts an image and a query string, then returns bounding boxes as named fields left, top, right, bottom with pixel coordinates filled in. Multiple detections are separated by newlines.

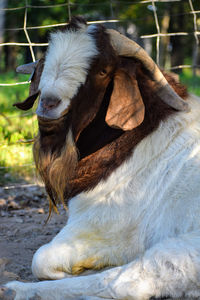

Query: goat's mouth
left=37, top=106, right=71, bottom=124
left=36, top=108, right=62, bottom=121
left=37, top=114, right=66, bottom=125
left=37, top=110, right=72, bottom=139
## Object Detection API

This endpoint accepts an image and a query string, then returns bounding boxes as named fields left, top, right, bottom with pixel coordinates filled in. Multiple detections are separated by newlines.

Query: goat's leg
left=31, top=221, right=124, bottom=280
left=31, top=239, right=117, bottom=280
left=31, top=231, right=113, bottom=280
left=5, top=267, right=120, bottom=300
left=5, top=231, right=200, bottom=300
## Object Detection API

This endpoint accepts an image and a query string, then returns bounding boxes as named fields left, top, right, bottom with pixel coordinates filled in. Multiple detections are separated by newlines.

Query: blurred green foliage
left=180, top=69, right=200, bottom=96
left=0, top=72, right=38, bottom=185
left=2, top=0, right=199, bottom=69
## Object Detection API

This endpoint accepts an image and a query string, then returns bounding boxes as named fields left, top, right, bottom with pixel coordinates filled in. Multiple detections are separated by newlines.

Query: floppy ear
left=13, top=92, right=39, bottom=110
left=105, top=67, right=145, bottom=131
left=14, top=58, right=44, bottom=111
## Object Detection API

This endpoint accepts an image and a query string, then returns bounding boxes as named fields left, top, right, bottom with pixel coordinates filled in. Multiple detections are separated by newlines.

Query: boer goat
left=4, top=17, right=200, bottom=300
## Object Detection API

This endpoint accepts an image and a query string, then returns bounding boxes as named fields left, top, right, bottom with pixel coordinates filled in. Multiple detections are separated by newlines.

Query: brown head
left=15, top=17, right=188, bottom=212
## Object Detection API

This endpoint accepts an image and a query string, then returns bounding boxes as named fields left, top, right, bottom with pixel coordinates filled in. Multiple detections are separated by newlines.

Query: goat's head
left=15, top=16, right=189, bottom=128
left=16, top=18, right=118, bottom=127
left=15, top=16, right=189, bottom=209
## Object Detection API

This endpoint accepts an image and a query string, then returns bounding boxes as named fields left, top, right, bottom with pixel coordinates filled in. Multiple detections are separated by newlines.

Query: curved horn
left=16, top=60, right=39, bottom=74
left=107, top=29, right=189, bottom=112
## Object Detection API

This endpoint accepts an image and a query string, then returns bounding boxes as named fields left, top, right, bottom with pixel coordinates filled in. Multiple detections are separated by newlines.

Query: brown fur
left=105, top=62, right=145, bottom=130
left=33, top=115, right=78, bottom=207
left=64, top=62, right=188, bottom=200
left=32, top=24, right=118, bottom=210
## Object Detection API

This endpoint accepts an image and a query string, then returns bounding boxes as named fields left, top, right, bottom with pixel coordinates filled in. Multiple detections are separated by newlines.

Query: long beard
left=33, top=128, right=78, bottom=213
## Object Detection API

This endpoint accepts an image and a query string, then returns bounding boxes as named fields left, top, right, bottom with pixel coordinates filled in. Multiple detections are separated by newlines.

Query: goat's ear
left=105, top=68, right=145, bottom=131
left=13, top=58, right=44, bottom=111
left=13, top=92, right=39, bottom=111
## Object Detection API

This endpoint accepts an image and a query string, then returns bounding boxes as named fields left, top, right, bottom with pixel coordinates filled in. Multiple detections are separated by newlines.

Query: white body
left=6, top=94, right=200, bottom=299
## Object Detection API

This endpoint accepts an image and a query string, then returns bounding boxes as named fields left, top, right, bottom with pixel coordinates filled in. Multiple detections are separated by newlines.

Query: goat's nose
left=41, top=97, right=61, bottom=110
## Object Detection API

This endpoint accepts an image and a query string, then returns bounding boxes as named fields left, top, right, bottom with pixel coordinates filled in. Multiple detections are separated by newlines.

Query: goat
left=3, top=17, right=200, bottom=300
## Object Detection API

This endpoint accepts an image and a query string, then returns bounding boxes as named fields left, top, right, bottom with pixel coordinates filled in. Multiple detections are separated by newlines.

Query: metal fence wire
left=0, top=0, right=200, bottom=189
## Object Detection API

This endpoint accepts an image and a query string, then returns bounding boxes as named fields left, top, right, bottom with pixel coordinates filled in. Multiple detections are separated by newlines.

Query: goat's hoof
left=0, top=287, right=16, bottom=300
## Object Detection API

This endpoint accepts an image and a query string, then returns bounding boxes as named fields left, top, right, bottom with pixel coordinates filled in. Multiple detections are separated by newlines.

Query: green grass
left=180, top=68, right=200, bottom=96
left=0, top=72, right=38, bottom=185
left=0, top=69, right=200, bottom=186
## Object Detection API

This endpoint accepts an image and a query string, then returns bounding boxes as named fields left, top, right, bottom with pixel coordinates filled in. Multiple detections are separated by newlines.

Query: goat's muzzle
left=36, top=95, right=70, bottom=120
left=40, top=96, right=61, bottom=110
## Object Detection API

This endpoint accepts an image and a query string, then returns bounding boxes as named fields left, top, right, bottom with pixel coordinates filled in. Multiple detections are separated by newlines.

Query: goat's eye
left=99, top=69, right=107, bottom=76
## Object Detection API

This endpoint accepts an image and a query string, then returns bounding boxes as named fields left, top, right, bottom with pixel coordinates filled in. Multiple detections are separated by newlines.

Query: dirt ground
left=0, top=184, right=67, bottom=286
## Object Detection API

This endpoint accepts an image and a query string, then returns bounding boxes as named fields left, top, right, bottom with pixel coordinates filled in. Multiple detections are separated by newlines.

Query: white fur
left=6, top=95, right=200, bottom=299
left=36, top=27, right=98, bottom=119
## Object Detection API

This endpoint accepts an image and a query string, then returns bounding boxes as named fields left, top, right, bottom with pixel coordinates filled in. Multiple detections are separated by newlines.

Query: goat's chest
left=66, top=101, right=200, bottom=262
left=67, top=149, right=200, bottom=265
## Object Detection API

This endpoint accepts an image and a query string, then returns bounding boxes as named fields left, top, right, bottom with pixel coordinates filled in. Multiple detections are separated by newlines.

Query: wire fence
left=0, top=0, right=200, bottom=189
